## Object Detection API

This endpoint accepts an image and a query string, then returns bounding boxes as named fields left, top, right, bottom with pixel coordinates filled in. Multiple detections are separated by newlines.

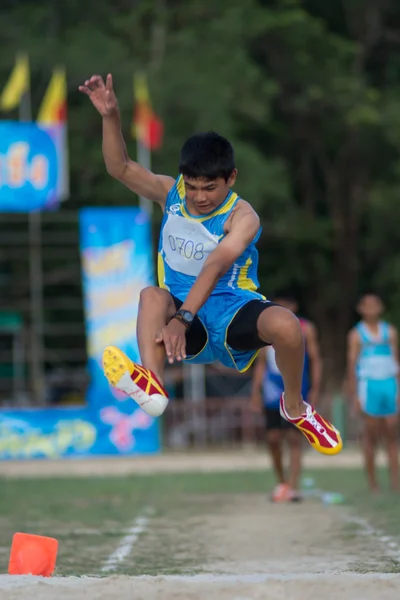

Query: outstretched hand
left=78, top=74, right=118, bottom=118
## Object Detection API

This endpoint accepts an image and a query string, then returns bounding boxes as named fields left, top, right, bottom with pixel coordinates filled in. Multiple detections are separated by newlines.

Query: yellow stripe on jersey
left=212, top=192, right=238, bottom=217
left=237, top=257, right=257, bottom=292
left=157, top=252, right=169, bottom=290
left=180, top=192, right=239, bottom=223
left=176, top=175, right=185, bottom=200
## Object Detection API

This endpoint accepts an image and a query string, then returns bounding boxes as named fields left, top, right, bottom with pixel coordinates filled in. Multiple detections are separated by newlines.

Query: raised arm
left=79, top=74, right=174, bottom=207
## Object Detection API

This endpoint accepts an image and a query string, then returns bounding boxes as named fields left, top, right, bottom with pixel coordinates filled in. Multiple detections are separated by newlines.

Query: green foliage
left=1, top=0, right=400, bottom=386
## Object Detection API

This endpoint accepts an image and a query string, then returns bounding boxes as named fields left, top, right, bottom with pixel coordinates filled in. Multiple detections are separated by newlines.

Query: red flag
left=132, top=73, right=163, bottom=150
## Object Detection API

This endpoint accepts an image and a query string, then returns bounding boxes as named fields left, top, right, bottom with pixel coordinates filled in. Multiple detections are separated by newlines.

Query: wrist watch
left=172, top=309, right=195, bottom=329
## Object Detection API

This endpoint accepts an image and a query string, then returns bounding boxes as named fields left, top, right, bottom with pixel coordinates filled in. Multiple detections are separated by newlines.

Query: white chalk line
left=100, top=498, right=399, bottom=576
left=345, top=514, right=400, bottom=558
left=146, top=572, right=400, bottom=583
left=1, top=572, right=400, bottom=589
left=101, top=509, right=153, bottom=573
left=306, top=480, right=400, bottom=561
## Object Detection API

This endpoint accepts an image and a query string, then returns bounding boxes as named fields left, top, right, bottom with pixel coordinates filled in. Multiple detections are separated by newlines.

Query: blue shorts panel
left=358, top=378, right=398, bottom=417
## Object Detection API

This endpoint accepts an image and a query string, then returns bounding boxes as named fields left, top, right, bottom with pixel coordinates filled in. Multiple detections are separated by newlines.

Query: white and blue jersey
left=356, top=321, right=398, bottom=417
left=158, top=175, right=265, bottom=372
left=262, top=319, right=311, bottom=410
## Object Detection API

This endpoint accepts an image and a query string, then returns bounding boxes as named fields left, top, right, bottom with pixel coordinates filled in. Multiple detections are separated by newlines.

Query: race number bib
left=162, top=214, right=219, bottom=277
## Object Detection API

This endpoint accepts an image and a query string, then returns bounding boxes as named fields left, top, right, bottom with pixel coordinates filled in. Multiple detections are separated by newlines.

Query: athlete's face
left=357, top=295, right=383, bottom=321
left=183, top=171, right=237, bottom=215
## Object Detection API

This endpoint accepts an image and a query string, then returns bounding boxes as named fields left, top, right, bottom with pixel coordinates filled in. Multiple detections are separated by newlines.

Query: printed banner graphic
left=0, top=405, right=156, bottom=460
left=0, top=121, right=67, bottom=211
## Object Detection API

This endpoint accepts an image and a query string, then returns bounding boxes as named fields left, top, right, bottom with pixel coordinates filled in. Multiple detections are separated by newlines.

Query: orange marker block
left=8, top=532, right=58, bottom=576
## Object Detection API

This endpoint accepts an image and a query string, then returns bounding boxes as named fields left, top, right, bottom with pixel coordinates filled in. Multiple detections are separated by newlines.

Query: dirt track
left=0, top=476, right=399, bottom=599
left=0, top=447, right=378, bottom=478
left=0, top=498, right=398, bottom=599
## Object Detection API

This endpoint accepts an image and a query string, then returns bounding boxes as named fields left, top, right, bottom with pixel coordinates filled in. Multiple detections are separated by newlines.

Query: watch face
left=180, top=310, right=194, bottom=323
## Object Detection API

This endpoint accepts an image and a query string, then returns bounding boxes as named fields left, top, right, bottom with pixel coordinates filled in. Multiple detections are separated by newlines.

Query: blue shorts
left=172, top=291, right=269, bottom=372
left=358, top=378, right=398, bottom=417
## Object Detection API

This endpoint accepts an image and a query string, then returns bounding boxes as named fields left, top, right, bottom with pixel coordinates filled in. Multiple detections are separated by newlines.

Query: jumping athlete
left=251, top=296, right=322, bottom=501
left=347, top=292, right=399, bottom=491
left=79, top=73, right=342, bottom=456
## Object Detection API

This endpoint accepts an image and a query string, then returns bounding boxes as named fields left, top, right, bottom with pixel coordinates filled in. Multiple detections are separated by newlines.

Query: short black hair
left=179, top=132, right=235, bottom=181
left=358, top=290, right=382, bottom=303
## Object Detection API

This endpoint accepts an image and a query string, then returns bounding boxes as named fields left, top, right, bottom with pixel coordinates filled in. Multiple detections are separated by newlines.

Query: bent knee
left=139, top=286, right=173, bottom=306
left=258, top=306, right=303, bottom=346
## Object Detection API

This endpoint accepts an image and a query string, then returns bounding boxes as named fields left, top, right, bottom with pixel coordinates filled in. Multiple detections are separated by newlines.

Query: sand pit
left=0, top=485, right=398, bottom=599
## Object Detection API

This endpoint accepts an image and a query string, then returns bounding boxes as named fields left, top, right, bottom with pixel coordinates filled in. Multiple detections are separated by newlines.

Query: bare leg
left=267, top=429, right=286, bottom=484
left=257, top=306, right=305, bottom=416
left=363, top=415, right=380, bottom=493
left=136, top=286, right=177, bottom=384
left=287, top=428, right=303, bottom=490
left=383, top=416, right=399, bottom=491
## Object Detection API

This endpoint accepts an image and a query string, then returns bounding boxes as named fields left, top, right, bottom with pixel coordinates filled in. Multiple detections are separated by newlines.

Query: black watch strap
left=172, top=309, right=194, bottom=329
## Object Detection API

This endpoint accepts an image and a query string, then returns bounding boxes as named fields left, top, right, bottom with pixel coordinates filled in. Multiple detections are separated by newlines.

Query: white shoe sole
left=102, top=346, right=169, bottom=417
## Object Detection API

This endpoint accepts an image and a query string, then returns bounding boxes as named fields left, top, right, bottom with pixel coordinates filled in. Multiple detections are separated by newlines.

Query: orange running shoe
left=271, top=483, right=291, bottom=503
left=280, top=394, right=343, bottom=456
left=102, top=346, right=169, bottom=417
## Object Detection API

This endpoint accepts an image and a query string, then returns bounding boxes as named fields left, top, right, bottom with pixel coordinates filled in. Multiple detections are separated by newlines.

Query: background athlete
left=347, top=292, right=399, bottom=492
left=251, top=296, right=322, bottom=501
left=79, top=73, right=342, bottom=456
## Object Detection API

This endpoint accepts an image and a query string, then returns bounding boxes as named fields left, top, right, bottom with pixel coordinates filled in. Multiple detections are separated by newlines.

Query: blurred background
left=1, top=0, right=400, bottom=458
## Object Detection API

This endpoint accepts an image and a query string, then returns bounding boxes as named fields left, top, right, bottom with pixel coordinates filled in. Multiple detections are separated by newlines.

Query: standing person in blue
left=347, top=292, right=399, bottom=492
left=250, top=297, right=322, bottom=501
left=79, top=73, right=342, bottom=456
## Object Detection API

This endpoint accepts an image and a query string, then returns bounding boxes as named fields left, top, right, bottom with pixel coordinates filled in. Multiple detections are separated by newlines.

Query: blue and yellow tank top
left=356, top=321, right=398, bottom=380
left=158, top=175, right=262, bottom=301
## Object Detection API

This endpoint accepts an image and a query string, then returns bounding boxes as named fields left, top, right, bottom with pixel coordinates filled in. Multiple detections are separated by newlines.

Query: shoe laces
left=305, top=406, right=326, bottom=434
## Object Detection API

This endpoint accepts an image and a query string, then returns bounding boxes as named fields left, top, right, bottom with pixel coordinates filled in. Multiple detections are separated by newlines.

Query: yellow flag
left=37, top=67, right=67, bottom=124
left=134, top=72, right=150, bottom=104
left=0, top=53, right=30, bottom=111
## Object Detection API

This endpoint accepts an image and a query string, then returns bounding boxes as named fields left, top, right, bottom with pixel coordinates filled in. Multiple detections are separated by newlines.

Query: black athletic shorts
left=171, top=296, right=279, bottom=356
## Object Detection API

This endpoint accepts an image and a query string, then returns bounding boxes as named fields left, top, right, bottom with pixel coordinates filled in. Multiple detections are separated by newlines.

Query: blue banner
left=0, top=207, right=159, bottom=460
left=0, top=122, right=67, bottom=212
left=78, top=207, right=160, bottom=454
left=0, top=405, right=157, bottom=460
